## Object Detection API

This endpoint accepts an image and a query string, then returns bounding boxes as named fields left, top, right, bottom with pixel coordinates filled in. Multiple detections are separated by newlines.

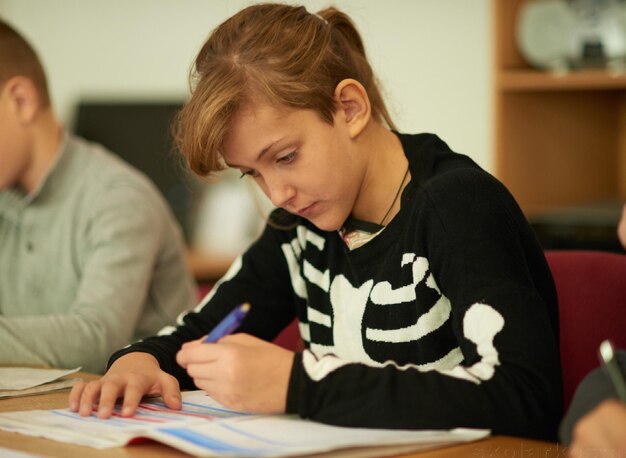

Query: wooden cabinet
left=493, top=0, right=626, bottom=217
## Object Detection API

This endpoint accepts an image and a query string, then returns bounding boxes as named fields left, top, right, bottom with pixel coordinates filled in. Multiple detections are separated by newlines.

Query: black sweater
left=110, top=133, right=563, bottom=441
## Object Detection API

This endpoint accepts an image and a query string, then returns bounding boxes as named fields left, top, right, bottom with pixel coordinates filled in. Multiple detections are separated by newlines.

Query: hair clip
left=315, top=13, right=329, bottom=25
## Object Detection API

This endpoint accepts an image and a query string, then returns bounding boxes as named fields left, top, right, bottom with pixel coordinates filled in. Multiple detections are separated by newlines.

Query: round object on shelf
left=517, top=0, right=626, bottom=71
left=516, top=0, right=577, bottom=70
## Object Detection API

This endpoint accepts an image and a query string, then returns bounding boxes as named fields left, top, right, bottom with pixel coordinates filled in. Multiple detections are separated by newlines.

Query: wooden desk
left=0, top=372, right=564, bottom=458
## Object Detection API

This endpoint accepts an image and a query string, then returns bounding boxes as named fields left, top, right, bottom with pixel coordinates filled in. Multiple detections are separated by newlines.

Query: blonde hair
left=0, top=19, right=50, bottom=107
left=173, top=3, right=395, bottom=178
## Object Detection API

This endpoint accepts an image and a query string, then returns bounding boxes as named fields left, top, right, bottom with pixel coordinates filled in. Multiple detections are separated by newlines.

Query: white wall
left=0, top=0, right=492, bottom=169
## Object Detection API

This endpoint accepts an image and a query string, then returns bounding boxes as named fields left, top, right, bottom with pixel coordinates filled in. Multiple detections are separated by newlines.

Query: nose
left=265, top=176, right=296, bottom=209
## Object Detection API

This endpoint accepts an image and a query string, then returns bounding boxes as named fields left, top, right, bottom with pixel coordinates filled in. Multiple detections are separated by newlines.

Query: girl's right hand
left=68, top=352, right=182, bottom=419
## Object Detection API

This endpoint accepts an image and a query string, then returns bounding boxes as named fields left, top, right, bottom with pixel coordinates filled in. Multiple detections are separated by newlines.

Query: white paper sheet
left=0, top=378, right=81, bottom=399
left=0, top=390, right=490, bottom=457
left=0, top=446, right=43, bottom=458
left=0, top=367, right=80, bottom=390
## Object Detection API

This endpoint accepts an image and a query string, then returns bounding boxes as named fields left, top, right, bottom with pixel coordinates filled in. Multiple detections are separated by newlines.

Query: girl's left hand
left=176, top=333, right=295, bottom=413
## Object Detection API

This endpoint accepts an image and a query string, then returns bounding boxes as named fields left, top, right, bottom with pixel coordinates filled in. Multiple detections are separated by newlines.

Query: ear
left=334, top=78, right=371, bottom=138
left=2, top=76, right=40, bottom=125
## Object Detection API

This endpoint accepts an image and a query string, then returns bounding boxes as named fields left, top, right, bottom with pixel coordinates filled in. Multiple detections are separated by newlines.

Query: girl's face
left=222, top=102, right=365, bottom=231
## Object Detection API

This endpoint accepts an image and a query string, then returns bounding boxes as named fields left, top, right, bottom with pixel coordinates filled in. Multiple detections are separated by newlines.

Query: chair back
left=273, top=319, right=303, bottom=352
left=545, top=250, right=626, bottom=409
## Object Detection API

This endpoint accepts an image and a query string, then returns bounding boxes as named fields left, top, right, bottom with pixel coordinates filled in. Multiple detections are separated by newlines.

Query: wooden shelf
left=493, top=0, right=626, bottom=218
left=498, top=69, right=626, bottom=92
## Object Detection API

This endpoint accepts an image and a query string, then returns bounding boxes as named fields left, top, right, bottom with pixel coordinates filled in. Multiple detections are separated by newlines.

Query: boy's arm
left=0, top=184, right=194, bottom=373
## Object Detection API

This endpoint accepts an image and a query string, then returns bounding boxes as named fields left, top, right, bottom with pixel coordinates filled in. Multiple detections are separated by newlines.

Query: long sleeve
left=108, top=219, right=298, bottom=385
left=284, top=165, right=562, bottom=440
left=0, top=184, right=169, bottom=373
left=110, top=133, right=563, bottom=440
left=0, top=135, right=196, bottom=374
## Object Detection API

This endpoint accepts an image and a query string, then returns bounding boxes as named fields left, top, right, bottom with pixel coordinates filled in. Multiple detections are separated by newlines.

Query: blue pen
left=203, top=303, right=251, bottom=343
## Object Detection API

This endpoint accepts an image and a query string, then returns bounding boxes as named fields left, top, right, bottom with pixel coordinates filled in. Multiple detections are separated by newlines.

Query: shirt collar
left=28, top=131, right=71, bottom=203
left=0, top=131, right=70, bottom=220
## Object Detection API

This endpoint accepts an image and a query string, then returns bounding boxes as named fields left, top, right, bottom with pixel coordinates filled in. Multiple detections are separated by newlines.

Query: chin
left=306, top=215, right=343, bottom=233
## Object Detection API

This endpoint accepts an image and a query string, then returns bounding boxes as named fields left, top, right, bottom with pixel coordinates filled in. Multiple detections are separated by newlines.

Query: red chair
left=545, top=250, right=626, bottom=410
left=197, top=283, right=214, bottom=301
left=272, top=319, right=302, bottom=352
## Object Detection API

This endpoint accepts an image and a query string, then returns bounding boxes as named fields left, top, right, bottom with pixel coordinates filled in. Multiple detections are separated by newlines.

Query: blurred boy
left=0, top=18, right=197, bottom=373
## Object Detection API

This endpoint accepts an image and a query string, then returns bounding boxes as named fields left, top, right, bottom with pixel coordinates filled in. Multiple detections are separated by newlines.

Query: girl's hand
left=68, top=352, right=182, bottom=419
left=176, top=333, right=294, bottom=413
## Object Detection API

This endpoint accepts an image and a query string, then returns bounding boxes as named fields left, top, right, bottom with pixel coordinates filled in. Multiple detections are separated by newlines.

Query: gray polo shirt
left=0, top=133, right=197, bottom=373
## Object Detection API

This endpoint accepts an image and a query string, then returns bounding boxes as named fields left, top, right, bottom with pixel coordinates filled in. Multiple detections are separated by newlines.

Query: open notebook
left=0, top=390, right=489, bottom=457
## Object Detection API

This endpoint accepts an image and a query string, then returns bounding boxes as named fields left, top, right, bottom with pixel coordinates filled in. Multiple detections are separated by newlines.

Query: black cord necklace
left=379, top=164, right=410, bottom=226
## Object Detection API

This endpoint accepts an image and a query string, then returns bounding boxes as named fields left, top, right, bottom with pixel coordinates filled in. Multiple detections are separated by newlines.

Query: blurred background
left=0, top=0, right=492, bottom=166
left=2, top=0, right=623, bottom=282
left=0, top=0, right=491, bottom=281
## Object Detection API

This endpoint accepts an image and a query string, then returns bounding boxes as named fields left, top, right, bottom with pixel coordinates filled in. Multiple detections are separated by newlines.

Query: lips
left=295, top=202, right=317, bottom=217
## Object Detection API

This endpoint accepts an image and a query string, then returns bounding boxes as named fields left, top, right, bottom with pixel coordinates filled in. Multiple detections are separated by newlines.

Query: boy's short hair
left=0, top=18, right=50, bottom=106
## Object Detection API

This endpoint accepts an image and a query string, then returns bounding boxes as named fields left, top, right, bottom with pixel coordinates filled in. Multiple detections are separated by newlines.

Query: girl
left=70, top=3, right=563, bottom=440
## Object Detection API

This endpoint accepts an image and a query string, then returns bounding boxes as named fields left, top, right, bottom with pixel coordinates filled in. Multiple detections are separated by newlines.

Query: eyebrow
left=224, top=138, right=284, bottom=168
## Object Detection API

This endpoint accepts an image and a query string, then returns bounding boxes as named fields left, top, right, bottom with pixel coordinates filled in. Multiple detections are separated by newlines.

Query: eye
left=277, top=151, right=297, bottom=164
left=239, top=169, right=259, bottom=179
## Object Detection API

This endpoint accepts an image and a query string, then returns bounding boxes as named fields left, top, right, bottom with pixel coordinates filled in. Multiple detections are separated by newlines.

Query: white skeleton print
left=281, top=227, right=505, bottom=382
left=119, top=133, right=562, bottom=439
